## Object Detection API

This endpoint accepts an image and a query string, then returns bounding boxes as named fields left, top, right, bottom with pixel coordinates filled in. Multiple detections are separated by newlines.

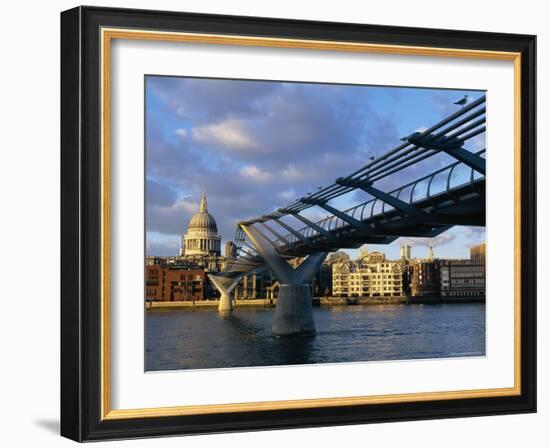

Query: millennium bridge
left=209, top=95, right=486, bottom=336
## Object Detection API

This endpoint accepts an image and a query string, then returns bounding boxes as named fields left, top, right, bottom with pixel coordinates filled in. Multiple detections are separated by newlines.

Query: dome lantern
left=199, top=191, right=207, bottom=213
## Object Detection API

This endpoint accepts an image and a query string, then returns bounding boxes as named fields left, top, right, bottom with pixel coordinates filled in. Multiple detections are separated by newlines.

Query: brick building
left=145, top=264, right=208, bottom=302
left=410, top=260, right=441, bottom=298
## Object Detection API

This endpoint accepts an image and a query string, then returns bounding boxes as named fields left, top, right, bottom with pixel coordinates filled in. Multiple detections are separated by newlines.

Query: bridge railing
left=273, top=149, right=485, bottom=248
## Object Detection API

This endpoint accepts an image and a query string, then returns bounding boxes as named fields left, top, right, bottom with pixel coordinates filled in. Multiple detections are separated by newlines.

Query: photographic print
left=144, top=77, right=487, bottom=371
left=61, top=8, right=536, bottom=440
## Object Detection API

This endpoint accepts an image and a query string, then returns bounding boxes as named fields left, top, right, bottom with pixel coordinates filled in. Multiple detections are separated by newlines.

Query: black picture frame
left=61, top=5, right=536, bottom=442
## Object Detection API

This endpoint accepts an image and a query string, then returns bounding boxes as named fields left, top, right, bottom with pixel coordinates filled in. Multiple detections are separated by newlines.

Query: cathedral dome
left=188, top=210, right=218, bottom=233
left=187, top=192, right=218, bottom=233
left=181, top=192, right=221, bottom=258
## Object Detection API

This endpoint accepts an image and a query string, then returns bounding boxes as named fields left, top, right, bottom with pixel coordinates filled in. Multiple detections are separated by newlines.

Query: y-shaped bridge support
left=241, top=224, right=327, bottom=337
left=208, top=273, right=244, bottom=312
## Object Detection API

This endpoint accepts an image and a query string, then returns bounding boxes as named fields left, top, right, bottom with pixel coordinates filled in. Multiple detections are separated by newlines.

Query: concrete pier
left=217, top=291, right=233, bottom=312
left=241, top=224, right=327, bottom=336
left=208, top=273, right=243, bottom=312
left=272, top=284, right=316, bottom=336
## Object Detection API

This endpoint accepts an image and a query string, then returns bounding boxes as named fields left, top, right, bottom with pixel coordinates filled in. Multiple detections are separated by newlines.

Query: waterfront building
left=410, top=260, right=441, bottom=297
left=364, top=251, right=385, bottom=264
left=146, top=255, right=201, bottom=267
left=332, top=262, right=351, bottom=296
left=145, top=263, right=210, bottom=302
left=326, top=251, right=351, bottom=265
left=145, top=192, right=226, bottom=301
left=332, top=252, right=404, bottom=298
left=470, top=243, right=486, bottom=261
left=224, top=240, right=234, bottom=258
left=313, top=263, right=333, bottom=297
left=146, top=255, right=162, bottom=266
left=439, top=258, right=485, bottom=298
left=400, top=244, right=411, bottom=261
left=234, top=270, right=278, bottom=300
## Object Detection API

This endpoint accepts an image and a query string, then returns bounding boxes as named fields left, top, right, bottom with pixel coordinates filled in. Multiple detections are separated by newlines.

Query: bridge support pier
left=241, top=224, right=327, bottom=337
left=218, top=291, right=234, bottom=312
left=272, top=283, right=316, bottom=336
left=208, top=273, right=243, bottom=312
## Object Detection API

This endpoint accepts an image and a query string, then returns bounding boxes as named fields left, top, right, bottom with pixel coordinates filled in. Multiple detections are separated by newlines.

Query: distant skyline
left=145, top=76, right=486, bottom=259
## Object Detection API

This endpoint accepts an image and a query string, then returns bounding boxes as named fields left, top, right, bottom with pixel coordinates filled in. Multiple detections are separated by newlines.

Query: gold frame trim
left=100, top=28, right=522, bottom=421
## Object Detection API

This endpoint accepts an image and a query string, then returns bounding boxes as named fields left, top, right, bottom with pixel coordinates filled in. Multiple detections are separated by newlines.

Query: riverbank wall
left=320, top=296, right=407, bottom=306
left=146, top=295, right=484, bottom=310
left=146, top=298, right=275, bottom=310
left=146, top=296, right=412, bottom=310
left=407, top=295, right=486, bottom=304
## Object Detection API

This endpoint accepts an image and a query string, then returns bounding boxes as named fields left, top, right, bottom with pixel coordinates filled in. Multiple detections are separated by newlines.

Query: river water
left=145, top=303, right=485, bottom=371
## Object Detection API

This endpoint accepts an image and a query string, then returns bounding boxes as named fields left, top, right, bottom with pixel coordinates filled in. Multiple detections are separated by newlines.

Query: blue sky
left=145, top=76, right=486, bottom=260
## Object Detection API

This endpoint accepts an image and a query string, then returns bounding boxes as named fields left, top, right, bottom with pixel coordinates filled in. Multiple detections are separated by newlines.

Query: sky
left=145, top=76, right=486, bottom=260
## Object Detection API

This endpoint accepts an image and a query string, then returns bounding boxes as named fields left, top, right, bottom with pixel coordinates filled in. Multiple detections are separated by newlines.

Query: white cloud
left=398, top=230, right=456, bottom=248
left=460, top=226, right=486, bottom=244
left=281, top=164, right=302, bottom=181
left=467, top=133, right=486, bottom=151
left=279, top=189, right=297, bottom=201
left=145, top=231, right=182, bottom=256
left=191, top=118, right=257, bottom=150
left=147, top=196, right=201, bottom=237
left=239, top=165, right=272, bottom=182
left=174, top=128, right=187, bottom=138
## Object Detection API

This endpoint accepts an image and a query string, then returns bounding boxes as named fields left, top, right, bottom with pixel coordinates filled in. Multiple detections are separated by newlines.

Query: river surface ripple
left=145, top=303, right=486, bottom=371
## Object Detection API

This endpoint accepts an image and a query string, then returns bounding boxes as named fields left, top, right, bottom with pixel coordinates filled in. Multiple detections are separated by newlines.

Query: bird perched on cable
left=454, top=94, right=470, bottom=108
left=369, top=155, right=376, bottom=161
left=400, top=132, right=423, bottom=143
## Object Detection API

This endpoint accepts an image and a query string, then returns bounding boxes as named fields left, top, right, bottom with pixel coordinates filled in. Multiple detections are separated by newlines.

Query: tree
left=325, top=251, right=351, bottom=265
